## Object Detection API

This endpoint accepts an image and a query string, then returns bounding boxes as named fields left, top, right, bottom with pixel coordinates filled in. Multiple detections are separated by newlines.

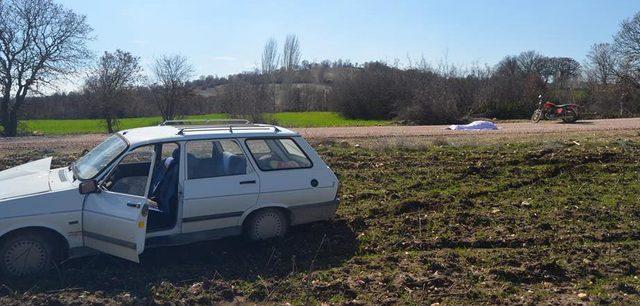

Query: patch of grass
left=25, top=113, right=227, bottom=135
left=271, top=111, right=391, bottom=127
left=23, top=112, right=392, bottom=135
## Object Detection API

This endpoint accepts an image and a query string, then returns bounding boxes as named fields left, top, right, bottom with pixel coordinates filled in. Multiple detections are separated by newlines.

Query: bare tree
left=584, top=43, right=626, bottom=116
left=0, top=0, right=93, bottom=136
left=282, top=34, right=301, bottom=71
left=585, top=43, right=617, bottom=85
left=495, top=56, right=521, bottom=77
left=259, top=38, right=279, bottom=112
left=221, top=79, right=272, bottom=123
left=541, top=57, right=581, bottom=85
left=85, top=50, right=143, bottom=133
left=613, top=12, right=640, bottom=88
left=280, top=34, right=301, bottom=110
left=152, top=54, right=194, bottom=121
left=516, top=50, right=545, bottom=75
left=261, top=38, right=279, bottom=74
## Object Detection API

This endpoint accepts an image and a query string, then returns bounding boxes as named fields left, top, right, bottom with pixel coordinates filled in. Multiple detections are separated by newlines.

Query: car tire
left=245, top=208, right=289, bottom=241
left=0, top=232, right=55, bottom=278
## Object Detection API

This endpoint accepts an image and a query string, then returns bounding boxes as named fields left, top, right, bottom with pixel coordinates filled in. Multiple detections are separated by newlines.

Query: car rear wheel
left=0, top=232, right=55, bottom=278
left=245, top=208, right=288, bottom=241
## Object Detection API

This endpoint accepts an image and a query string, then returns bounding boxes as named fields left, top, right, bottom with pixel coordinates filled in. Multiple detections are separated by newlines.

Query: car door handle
left=239, top=180, right=256, bottom=185
left=127, top=202, right=141, bottom=208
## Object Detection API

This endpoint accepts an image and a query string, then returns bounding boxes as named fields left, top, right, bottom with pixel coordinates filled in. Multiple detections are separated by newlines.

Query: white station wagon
left=0, top=120, right=339, bottom=277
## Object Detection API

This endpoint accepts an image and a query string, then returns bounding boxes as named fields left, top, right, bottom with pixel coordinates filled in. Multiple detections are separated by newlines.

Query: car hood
left=0, top=157, right=52, bottom=200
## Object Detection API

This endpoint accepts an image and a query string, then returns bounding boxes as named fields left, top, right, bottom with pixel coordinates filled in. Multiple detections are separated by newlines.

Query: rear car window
left=186, top=139, right=249, bottom=179
left=245, top=138, right=312, bottom=171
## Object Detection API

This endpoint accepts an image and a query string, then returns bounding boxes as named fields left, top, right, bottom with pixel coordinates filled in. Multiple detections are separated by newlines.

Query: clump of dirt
left=394, top=197, right=441, bottom=214
left=491, top=261, right=568, bottom=284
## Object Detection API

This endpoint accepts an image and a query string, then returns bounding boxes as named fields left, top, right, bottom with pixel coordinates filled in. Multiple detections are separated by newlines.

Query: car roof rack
left=160, top=119, right=282, bottom=135
left=160, top=118, right=251, bottom=126
left=175, top=125, right=282, bottom=135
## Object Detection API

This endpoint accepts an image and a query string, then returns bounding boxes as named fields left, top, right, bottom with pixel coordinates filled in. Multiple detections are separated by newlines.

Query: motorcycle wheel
left=562, top=109, right=578, bottom=123
left=531, top=109, right=543, bottom=123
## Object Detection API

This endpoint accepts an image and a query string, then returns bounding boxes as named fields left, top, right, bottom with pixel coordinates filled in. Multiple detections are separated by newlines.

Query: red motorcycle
left=531, top=95, right=579, bottom=123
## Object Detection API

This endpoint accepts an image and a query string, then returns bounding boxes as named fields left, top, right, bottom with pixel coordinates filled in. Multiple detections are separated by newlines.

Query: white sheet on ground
left=448, top=121, right=498, bottom=131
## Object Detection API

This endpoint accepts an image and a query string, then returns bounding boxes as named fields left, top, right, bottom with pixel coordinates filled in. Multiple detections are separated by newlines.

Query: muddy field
left=1, top=132, right=640, bottom=304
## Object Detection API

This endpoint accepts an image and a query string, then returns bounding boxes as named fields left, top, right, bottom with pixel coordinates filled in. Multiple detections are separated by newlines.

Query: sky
left=56, top=0, right=640, bottom=89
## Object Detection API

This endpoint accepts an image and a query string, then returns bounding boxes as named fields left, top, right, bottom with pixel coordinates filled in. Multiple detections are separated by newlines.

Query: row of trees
left=212, top=12, right=640, bottom=124
left=325, top=11, right=640, bottom=123
left=229, top=44, right=588, bottom=124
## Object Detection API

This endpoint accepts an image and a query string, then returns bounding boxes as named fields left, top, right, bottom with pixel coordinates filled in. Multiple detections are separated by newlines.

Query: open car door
left=82, top=146, right=156, bottom=263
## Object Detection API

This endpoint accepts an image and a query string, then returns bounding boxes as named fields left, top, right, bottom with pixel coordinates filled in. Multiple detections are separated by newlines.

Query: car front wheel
left=0, top=232, right=55, bottom=278
left=245, top=208, right=289, bottom=241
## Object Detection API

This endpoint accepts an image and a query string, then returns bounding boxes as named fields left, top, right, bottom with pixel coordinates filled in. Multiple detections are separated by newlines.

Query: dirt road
left=0, top=118, right=639, bottom=153
left=298, top=117, right=640, bottom=138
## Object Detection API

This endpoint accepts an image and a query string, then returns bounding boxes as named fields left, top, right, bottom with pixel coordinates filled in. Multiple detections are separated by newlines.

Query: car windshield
left=73, top=134, right=128, bottom=180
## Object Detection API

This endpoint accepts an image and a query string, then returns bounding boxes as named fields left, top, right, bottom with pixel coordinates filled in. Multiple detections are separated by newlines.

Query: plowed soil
left=0, top=121, right=639, bottom=304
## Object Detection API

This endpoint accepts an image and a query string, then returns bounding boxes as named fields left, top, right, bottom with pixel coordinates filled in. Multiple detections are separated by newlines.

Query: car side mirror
left=79, top=180, right=100, bottom=194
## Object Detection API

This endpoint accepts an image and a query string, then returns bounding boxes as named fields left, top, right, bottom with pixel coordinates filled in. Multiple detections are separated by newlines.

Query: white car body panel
left=0, top=185, right=85, bottom=250
left=83, top=191, right=149, bottom=262
left=0, top=157, right=53, bottom=200
left=182, top=170, right=260, bottom=233
left=247, top=138, right=338, bottom=225
left=0, top=124, right=339, bottom=265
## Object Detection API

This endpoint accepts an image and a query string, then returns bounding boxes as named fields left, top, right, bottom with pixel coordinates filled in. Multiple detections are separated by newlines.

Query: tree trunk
left=106, top=118, right=114, bottom=133
left=1, top=110, right=18, bottom=137
left=1, top=96, right=18, bottom=137
left=7, top=110, right=18, bottom=137
left=1, top=93, right=8, bottom=136
left=1, top=100, right=8, bottom=137
left=620, top=99, right=624, bottom=117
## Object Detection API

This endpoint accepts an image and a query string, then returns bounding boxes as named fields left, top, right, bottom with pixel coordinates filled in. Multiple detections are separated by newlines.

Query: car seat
left=222, top=152, right=246, bottom=175
left=148, top=148, right=180, bottom=230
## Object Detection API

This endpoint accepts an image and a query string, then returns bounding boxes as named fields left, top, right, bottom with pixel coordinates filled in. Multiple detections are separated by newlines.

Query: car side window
left=245, top=138, right=313, bottom=171
left=186, top=139, right=249, bottom=179
left=104, top=145, right=154, bottom=197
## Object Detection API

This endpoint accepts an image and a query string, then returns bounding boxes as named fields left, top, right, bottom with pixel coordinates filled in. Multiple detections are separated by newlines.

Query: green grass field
left=23, top=112, right=392, bottom=135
